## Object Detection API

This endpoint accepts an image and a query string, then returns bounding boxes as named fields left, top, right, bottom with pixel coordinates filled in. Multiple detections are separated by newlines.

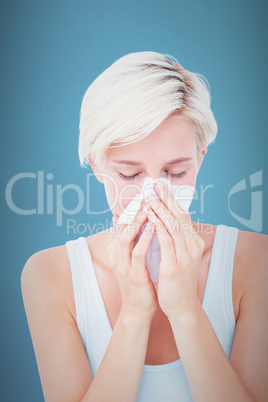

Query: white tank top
left=65, top=224, right=239, bottom=401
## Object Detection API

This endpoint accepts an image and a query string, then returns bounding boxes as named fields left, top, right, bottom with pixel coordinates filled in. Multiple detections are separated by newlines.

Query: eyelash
left=117, top=171, right=187, bottom=181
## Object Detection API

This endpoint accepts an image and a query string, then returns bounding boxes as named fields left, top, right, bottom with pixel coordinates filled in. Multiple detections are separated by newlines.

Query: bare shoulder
left=21, top=241, right=94, bottom=400
left=198, top=223, right=268, bottom=292
left=21, top=243, right=71, bottom=285
left=229, top=230, right=268, bottom=401
left=234, top=230, right=268, bottom=297
left=230, top=229, right=268, bottom=326
left=195, top=223, right=268, bottom=322
left=235, top=229, right=268, bottom=263
left=235, top=230, right=268, bottom=293
left=21, top=242, right=76, bottom=320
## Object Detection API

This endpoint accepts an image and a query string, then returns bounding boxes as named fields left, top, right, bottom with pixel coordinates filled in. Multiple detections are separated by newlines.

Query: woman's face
left=96, top=114, right=206, bottom=217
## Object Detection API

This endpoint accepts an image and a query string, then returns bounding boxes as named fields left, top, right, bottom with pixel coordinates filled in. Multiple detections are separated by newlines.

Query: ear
left=197, top=145, right=207, bottom=170
left=201, top=145, right=207, bottom=158
left=87, top=154, right=104, bottom=184
left=88, top=154, right=96, bottom=172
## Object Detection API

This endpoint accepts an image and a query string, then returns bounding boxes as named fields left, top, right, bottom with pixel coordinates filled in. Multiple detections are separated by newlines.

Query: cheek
left=103, top=179, right=118, bottom=210
left=186, top=170, right=198, bottom=186
left=185, top=164, right=199, bottom=186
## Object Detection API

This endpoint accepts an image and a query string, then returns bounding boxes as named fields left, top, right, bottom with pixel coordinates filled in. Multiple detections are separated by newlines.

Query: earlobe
left=197, top=145, right=207, bottom=171
left=88, top=154, right=97, bottom=173
left=201, top=145, right=207, bottom=157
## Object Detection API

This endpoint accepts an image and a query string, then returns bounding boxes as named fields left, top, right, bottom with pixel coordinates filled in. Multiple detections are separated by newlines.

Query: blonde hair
left=78, top=51, right=218, bottom=169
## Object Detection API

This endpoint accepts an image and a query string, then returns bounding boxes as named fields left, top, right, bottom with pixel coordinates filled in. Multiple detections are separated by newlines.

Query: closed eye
left=117, top=171, right=187, bottom=181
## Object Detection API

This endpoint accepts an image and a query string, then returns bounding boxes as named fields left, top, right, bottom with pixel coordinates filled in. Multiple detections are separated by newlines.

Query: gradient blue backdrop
left=1, top=0, right=267, bottom=400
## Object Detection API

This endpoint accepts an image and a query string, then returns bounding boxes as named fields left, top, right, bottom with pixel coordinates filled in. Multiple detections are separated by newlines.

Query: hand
left=108, top=204, right=158, bottom=321
left=145, top=181, right=205, bottom=321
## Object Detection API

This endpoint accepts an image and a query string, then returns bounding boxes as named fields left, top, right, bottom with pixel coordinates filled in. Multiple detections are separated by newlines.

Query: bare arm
left=146, top=181, right=268, bottom=401
left=168, top=233, right=268, bottom=402
left=21, top=210, right=157, bottom=401
left=83, top=308, right=151, bottom=402
left=21, top=251, right=93, bottom=402
left=169, top=304, right=255, bottom=402
left=21, top=253, right=152, bottom=401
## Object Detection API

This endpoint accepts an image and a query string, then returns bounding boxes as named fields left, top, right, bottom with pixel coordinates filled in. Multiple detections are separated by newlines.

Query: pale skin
left=21, top=114, right=268, bottom=401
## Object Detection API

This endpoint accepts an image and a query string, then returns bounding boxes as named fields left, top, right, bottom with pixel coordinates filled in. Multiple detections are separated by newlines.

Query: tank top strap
left=204, top=224, right=239, bottom=335
left=65, top=236, right=112, bottom=349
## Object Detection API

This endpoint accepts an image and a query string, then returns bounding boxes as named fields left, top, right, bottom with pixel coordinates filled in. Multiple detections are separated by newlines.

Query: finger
left=147, top=184, right=191, bottom=260
left=153, top=180, right=189, bottom=223
left=122, top=206, right=149, bottom=243
left=146, top=207, right=177, bottom=269
left=109, top=206, right=147, bottom=270
left=147, top=203, right=189, bottom=263
left=113, top=205, right=144, bottom=237
left=145, top=192, right=177, bottom=237
left=112, top=214, right=119, bottom=225
left=130, top=221, right=155, bottom=280
left=184, top=232, right=205, bottom=265
left=140, top=198, right=147, bottom=210
left=145, top=192, right=188, bottom=259
left=183, top=222, right=205, bottom=260
left=113, top=196, right=147, bottom=242
left=116, top=207, right=149, bottom=274
left=112, top=214, right=120, bottom=233
left=115, top=198, right=145, bottom=229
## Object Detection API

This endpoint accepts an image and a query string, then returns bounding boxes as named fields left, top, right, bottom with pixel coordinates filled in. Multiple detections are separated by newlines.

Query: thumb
left=142, top=221, right=155, bottom=236
left=112, top=214, right=119, bottom=226
left=131, top=221, right=155, bottom=279
left=133, top=221, right=155, bottom=257
left=111, top=214, right=126, bottom=239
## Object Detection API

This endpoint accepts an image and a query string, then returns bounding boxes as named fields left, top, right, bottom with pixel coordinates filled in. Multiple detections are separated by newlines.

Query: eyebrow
left=112, top=157, right=192, bottom=166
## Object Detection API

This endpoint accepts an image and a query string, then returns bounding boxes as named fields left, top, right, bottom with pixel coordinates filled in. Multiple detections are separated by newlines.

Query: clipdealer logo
left=4, top=170, right=213, bottom=232
left=228, top=170, right=263, bottom=232
left=4, top=171, right=113, bottom=228
left=5, top=170, right=263, bottom=234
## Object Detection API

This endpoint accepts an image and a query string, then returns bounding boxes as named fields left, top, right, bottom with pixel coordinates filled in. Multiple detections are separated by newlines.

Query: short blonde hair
left=78, top=51, right=218, bottom=169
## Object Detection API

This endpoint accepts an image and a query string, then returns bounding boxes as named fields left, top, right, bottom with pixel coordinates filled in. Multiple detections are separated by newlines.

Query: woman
left=21, top=51, right=268, bottom=401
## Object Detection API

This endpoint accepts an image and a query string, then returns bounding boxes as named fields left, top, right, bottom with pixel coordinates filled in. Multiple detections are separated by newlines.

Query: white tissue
left=117, top=177, right=195, bottom=284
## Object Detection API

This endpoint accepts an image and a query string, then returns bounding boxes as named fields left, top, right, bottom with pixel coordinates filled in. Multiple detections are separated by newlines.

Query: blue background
left=1, top=0, right=267, bottom=400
